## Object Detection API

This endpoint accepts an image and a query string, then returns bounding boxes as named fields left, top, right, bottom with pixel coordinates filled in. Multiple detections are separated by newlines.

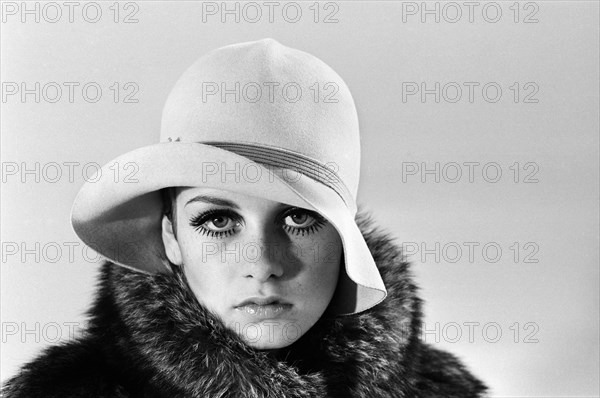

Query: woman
left=2, top=38, right=487, bottom=397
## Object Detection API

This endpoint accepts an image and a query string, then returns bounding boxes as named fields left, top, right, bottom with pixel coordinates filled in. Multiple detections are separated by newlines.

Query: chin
left=247, top=337, right=295, bottom=350
left=232, top=319, right=304, bottom=349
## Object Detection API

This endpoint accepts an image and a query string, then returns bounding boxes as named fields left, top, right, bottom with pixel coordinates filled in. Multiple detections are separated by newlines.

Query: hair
left=160, top=187, right=178, bottom=238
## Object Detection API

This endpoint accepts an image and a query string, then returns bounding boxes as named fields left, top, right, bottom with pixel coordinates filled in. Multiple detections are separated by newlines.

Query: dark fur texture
left=2, top=210, right=487, bottom=397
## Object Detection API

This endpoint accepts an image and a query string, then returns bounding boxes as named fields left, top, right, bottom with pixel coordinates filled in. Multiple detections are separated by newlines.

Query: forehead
left=175, top=187, right=289, bottom=211
left=177, top=187, right=253, bottom=201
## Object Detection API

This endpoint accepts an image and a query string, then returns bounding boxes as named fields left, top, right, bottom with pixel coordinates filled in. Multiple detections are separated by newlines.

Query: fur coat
left=2, top=211, right=487, bottom=397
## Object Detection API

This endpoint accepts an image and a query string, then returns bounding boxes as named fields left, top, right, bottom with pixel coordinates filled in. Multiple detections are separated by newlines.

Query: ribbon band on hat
left=198, top=141, right=357, bottom=214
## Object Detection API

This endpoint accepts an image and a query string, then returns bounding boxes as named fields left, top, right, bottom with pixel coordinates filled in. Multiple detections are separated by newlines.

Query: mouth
left=234, top=296, right=293, bottom=318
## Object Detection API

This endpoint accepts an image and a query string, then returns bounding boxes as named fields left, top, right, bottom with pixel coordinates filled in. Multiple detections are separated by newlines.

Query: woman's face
left=161, top=187, right=342, bottom=350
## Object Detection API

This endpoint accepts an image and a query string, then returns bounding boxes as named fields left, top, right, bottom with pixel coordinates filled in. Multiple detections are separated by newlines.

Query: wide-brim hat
left=70, top=38, right=386, bottom=315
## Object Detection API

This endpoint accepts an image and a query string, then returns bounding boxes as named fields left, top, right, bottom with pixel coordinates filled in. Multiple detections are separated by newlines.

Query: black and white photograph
left=1, top=1, right=598, bottom=397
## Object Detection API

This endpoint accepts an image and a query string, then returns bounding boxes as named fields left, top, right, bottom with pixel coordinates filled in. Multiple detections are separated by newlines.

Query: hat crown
left=160, top=38, right=361, bottom=198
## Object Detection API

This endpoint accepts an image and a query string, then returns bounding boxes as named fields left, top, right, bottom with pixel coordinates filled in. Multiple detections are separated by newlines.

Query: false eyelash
left=281, top=222, right=325, bottom=236
left=278, top=208, right=327, bottom=236
left=189, top=208, right=242, bottom=239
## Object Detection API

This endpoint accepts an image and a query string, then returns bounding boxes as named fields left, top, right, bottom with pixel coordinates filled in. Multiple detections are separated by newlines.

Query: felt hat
left=70, top=38, right=387, bottom=315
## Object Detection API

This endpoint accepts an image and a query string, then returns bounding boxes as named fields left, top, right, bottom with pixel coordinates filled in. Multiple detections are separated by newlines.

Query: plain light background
left=1, top=1, right=598, bottom=397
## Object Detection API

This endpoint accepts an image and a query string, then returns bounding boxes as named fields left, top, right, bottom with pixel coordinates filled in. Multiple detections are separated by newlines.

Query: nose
left=244, top=256, right=284, bottom=282
left=242, top=228, right=287, bottom=283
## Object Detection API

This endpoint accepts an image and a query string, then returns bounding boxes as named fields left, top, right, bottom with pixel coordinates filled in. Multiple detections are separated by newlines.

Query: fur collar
left=93, top=210, right=422, bottom=397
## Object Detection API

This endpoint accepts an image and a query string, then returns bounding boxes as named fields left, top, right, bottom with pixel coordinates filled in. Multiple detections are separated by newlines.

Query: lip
left=234, top=296, right=293, bottom=318
left=236, top=296, right=289, bottom=307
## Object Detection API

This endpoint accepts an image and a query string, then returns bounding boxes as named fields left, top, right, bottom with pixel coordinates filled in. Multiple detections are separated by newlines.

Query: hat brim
left=70, top=142, right=386, bottom=315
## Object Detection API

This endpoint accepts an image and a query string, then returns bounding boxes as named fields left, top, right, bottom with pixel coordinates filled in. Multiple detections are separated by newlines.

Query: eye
left=287, top=212, right=310, bottom=227
left=189, top=209, right=242, bottom=238
left=281, top=208, right=327, bottom=236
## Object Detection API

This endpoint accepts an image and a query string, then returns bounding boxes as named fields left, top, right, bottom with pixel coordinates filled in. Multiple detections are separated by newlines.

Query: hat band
left=200, top=141, right=355, bottom=212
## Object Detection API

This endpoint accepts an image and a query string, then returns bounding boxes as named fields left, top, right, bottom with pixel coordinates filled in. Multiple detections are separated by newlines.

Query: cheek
left=296, top=229, right=343, bottom=300
left=177, top=234, right=235, bottom=310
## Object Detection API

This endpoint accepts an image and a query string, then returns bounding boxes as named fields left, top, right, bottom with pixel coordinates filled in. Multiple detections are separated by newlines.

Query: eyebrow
left=184, top=195, right=241, bottom=209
